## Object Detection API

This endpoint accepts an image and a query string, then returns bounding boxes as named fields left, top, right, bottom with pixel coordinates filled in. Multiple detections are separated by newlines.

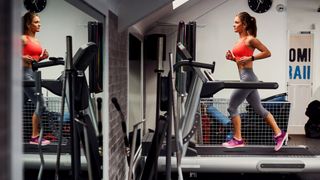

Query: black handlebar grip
left=49, top=57, right=64, bottom=61
left=111, top=97, right=121, bottom=111
left=97, top=98, right=102, bottom=110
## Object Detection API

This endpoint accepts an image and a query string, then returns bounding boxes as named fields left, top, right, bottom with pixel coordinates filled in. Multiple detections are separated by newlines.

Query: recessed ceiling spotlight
left=172, top=0, right=189, bottom=9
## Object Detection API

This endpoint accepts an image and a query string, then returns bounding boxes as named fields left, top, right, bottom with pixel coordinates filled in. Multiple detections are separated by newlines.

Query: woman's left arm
left=39, top=49, right=49, bottom=61
left=250, top=37, right=271, bottom=60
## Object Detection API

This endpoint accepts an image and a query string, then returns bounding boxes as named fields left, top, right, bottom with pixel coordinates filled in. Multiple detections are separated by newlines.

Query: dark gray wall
left=0, top=1, right=11, bottom=178
left=108, top=11, right=128, bottom=180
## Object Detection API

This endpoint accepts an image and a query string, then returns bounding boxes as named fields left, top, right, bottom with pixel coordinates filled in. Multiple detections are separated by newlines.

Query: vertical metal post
left=66, top=36, right=80, bottom=180
left=169, top=53, right=184, bottom=180
left=153, top=36, right=165, bottom=180
left=166, top=72, right=172, bottom=180
left=35, top=71, right=45, bottom=180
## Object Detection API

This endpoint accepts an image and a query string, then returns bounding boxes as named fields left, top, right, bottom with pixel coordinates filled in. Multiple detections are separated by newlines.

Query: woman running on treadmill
left=22, top=11, right=50, bottom=145
left=223, top=12, right=287, bottom=151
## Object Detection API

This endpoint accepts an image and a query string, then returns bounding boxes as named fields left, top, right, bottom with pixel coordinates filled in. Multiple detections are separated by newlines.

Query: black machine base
left=141, top=132, right=198, bottom=157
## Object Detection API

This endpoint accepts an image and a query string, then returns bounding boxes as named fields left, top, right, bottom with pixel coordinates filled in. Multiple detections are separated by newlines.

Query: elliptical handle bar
left=32, top=57, right=65, bottom=71
left=49, top=57, right=64, bottom=61
left=173, top=60, right=215, bottom=73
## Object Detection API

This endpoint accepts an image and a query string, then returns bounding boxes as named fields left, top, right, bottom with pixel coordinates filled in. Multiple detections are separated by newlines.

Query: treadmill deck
left=153, top=146, right=320, bottom=173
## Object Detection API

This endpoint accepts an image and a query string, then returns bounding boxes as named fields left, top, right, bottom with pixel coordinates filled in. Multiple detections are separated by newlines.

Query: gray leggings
left=227, top=68, right=269, bottom=118
left=24, top=68, right=47, bottom=115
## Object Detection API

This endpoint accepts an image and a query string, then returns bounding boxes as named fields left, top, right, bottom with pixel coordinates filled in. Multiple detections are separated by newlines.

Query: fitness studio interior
left=1, top=0, right=320, bottom=179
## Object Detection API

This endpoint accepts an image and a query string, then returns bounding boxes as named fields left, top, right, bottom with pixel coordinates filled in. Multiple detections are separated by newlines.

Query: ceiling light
left=172, top=0, right=189, bottom=9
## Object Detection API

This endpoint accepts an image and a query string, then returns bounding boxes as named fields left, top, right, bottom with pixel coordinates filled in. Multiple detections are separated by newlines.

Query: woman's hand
left=226, top=50, right=235, bottom=61
left=23, top=55, right=34, bottom=64
left=39, top=49, right=49, bottom=61
left=238, top=56, right=252, bottom=65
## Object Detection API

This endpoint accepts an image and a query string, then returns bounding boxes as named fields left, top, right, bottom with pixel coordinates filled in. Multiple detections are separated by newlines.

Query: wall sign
left=288, top=34, right=313, bottom=83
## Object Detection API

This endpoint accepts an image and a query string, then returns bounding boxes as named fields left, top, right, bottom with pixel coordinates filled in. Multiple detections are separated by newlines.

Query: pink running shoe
left=222, top=138, right=245, bottom=148
left=30, top=136, right=51, bottom=146
left=274, top=131, right=288, bottom=151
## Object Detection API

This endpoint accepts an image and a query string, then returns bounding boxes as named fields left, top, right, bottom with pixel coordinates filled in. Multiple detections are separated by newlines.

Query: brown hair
left=237, top=12, right=257, bottom=37
left=22, top=11, right=39, bottom=35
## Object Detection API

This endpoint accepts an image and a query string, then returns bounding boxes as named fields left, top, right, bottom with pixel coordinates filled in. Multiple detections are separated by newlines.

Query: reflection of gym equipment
left=23, top=37, right=102, bottom=180
left=66, top=37, right=102, bottom=180
left=133, top=42, right=320, bottom=180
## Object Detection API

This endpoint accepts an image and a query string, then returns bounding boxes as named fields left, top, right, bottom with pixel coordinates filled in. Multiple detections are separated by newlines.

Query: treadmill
left=156, top=65, right=320, bottom=173
left=136, top=55, right=320, bottom=180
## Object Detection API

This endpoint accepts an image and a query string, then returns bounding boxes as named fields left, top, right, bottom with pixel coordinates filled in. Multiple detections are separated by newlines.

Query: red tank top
left=232, top=40, right=254, bottom=61
left=23, top=36, right=43, bottom=61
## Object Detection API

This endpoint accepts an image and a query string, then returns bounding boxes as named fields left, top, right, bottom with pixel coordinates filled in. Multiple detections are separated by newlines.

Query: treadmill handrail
left=223, top=81, right=279, bottom=89
left=201, top=80, right=279, bottom=98
left=173, top=60, right=215, bottom=73
left=32, top=59, right=64, bottom=71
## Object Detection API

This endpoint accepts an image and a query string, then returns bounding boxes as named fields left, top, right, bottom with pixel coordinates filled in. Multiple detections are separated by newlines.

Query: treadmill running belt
left=196, top=146, right=314, bottom=156
left=24, top=143, right=70, bottom=153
